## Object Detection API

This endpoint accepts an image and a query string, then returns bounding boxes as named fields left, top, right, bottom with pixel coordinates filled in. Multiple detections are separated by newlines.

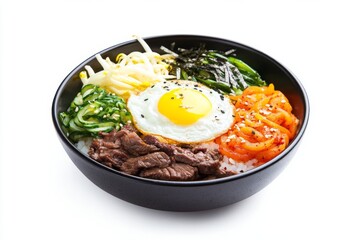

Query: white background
left=1, top=0, right=359, bottom=239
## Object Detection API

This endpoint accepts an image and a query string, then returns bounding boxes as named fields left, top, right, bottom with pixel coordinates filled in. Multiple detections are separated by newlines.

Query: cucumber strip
left=59, top=84, right=132, bottom=142
left=81, top=84, right=97, bottom=98
left=86, top=122, right=116, bottom=133
left=69, top=119, right=86, bottom=132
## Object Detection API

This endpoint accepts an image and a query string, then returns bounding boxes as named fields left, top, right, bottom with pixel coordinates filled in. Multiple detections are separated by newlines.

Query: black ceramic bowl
left=52, top=35, right=309, bottom=211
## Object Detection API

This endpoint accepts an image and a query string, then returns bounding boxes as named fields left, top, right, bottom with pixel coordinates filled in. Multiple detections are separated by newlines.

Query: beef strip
left=120, top=152, right=172, bottom=175
left=191, top=142, right=221, bottom=160
left=215, top=167, right=238, bottom=178
left=140, top=163, right=198, bottom=181
left=89, top=128, right=158, bottom=169
left=96, top=128, right=159, bottom=156
left=172, top=150, right=220, bottom=175
left=143, top=135, right=220, bottom=175
left=97, top=131, right=122, bottom=147
left=118, top=129, right=159, bottom=156
left=88, top=126, right=236, bottom=180
left=142, top=135, right=178, bottom=156
left=89, top=139, right=130, bottom=169
left=122, top=123, right=140, bottom=133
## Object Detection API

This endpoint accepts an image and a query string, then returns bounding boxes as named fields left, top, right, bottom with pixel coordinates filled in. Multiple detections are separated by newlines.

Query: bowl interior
left=53, top=34, right=309, bottom=179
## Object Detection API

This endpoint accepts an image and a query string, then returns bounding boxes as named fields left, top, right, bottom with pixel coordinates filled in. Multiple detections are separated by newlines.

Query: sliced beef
left=191, top=142, right=221, bottom=160
left=89, top=128, right=158, bottom=169
left=143, top=135, right=220, bottom=175
left=88, top=126, right=237, bottom=181
left=118, top=129, right=159, bottom=156
left=140, top=163, right=198, bottom=181
left=89, top=139, right=130, bottom=169
left=120, top=152, right=172, bottom=175
left=97, top=130, right=123, bottom=147
left=96, top=129, right=159, bottom=156
left=215, top=168, right=238, bottom=178
left=172, top=150, right=220, bottom=175
left=142, top=135, right=178, bottom=156
left=122, top=123, right=140, bottom=133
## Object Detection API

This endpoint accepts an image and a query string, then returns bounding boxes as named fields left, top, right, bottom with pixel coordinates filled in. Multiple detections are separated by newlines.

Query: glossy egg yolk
left=158, top=88, right=212, bottom=125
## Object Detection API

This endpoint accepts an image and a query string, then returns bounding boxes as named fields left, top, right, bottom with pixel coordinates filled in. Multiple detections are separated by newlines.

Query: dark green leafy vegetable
left=59, top=84, right=132, bottom=141
left=165, top=44, right=266, bottom=94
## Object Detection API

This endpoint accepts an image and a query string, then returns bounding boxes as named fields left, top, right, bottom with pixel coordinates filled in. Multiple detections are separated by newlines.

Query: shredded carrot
left=216, top=84, right=299, bottom=166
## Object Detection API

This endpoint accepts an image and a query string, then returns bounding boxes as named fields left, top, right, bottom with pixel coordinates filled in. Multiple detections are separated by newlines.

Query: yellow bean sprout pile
left=80, top=35, right=175, bottom=99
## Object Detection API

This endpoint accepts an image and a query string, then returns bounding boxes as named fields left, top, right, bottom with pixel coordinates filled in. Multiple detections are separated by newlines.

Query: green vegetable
left=59, top=84, right=131, bottom=142
left=166, top=45, right=266, bottom=95
left=228, top=56, right=264, bottom=86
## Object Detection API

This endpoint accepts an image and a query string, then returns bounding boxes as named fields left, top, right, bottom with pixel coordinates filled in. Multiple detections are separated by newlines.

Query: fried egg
left=127, top=80, right=235, bottom=143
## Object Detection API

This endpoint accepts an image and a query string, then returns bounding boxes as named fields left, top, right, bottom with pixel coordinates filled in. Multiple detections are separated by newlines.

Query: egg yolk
left=158, top=88, right=212, bottom=125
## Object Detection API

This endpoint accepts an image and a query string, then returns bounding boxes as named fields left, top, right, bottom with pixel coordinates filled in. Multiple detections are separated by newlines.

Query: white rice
left=219, top=156, right=257, bottom=173
left=75, top=138, right=92, bottom=155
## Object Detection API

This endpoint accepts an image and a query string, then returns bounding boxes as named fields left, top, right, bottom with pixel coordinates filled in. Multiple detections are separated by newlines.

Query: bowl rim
left=52, top=34, right=310, bottom=187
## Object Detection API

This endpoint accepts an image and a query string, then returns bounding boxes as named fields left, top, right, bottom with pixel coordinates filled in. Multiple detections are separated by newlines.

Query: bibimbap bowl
left=52, top=35, right=309, bottom=211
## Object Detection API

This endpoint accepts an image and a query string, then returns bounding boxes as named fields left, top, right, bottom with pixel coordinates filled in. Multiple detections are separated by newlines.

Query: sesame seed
left=228, top=134, right=236, bottom=139
left=144, top=98, right=148, bottom=101
left=141, top=114, right=144, bottom=118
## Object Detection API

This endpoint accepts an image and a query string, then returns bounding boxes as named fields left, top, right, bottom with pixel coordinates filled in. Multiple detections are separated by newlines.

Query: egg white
left=127, top=80, right=235, bottom=143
